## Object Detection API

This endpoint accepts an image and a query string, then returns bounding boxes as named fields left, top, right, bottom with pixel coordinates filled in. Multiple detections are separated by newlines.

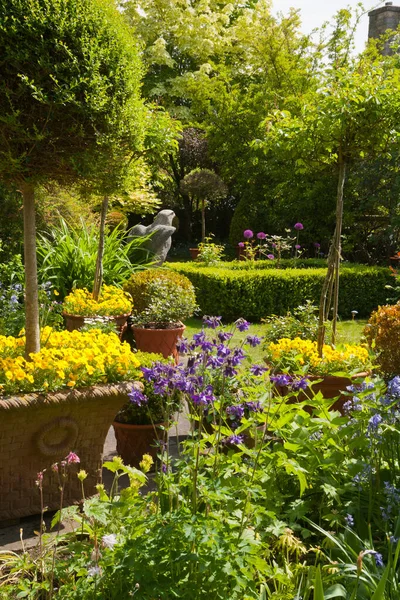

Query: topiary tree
left=0, top=0, right=145, bottom=355
left=180, top=169, right=227, bottom=243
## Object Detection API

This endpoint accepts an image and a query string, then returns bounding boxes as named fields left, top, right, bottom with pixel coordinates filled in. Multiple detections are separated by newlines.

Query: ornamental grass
left=0, top=327, right=142, bottom=396
left=62, top=285, right=132, bottom=317
left=265, top=337, right=371, bottom=376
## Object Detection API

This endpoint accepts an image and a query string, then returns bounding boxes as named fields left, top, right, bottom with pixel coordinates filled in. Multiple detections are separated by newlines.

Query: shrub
left=262, top=301, right=319, bottom=343
left=123, top=269, right=197, bottom=326
left=364, top=303, right=400, bottom=377
left=168, top=263, right=392, bottom=321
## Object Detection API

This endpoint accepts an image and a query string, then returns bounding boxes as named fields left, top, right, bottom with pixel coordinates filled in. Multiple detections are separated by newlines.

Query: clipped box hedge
left=167, top=263, right=392, bottom=321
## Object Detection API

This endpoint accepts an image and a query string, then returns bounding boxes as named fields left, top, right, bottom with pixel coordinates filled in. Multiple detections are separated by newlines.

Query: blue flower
left=226, top=405, right=245, bottom=419
left=245, top=401, right=262, bottom=412
left=10, top=294, right=18, bottom=304
left=345, top=514, right=354, bottom=527
left=207, top=355, right=225, bottom=369
left=388, top=376, right=400, bottom=399
left=374, top=552, right=384, bottom=568
left=217, top=344, right=231, bottom=358
left=245, top=334, right=262, bottom=347
left=291, top=377, right=309, bottom=391
left=176, top=338, right=189, bottom=354
left=223, top=434, right=244, bottom=445
left=128, top=387, right=148, bottom=407
left=192, top=331, right=206, bottom=346
left=250, top=364, right=267, bottom=376
left=218, top=331, right=233, bottom=342
left=368, top=413, right=382, bottom=432
left=271, top=374, right=292, bottom=387
left=224, top=364, right=237, bottom=377
left=202, top=315, right=222, bottom=329
left=200, top=340, right=214, bottom=352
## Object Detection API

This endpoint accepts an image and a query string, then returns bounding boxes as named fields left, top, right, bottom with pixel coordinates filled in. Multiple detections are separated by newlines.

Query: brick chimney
left=368, top=2, right=400, bottom=55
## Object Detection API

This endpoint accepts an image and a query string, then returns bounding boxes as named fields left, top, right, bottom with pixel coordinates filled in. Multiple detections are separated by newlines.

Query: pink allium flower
left=314, top=242, right=321, bottom=248
left=243, top=229, right=253, bottom=239
left=66, top=452, right=80, bottom=465
left=294, top=222, right=304, bottom=230
left=267, top=254, right=275, bottom=260
left=257, top=232, right=266, bottom=240
left=238, top=242, right=245, bottom=248
left=295, top=244, right=301, bottom=249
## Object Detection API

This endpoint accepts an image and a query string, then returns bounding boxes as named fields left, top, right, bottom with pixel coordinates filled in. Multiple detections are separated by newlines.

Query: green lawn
left=182, top=317, right=367, bottom=362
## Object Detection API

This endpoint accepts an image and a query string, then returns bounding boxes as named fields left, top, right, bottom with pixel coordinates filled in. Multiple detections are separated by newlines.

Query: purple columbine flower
left=231, top=347, right=246, bottom=366
left=191, top=389, right=215, bottom=406
left=295, top=244, right=301, bottom=250
left=388, top=376, right=400, bottom=398
left=250, top=364, right=267, bottom=376
left=245, top=401, right=263, bottom=412
left=176, top=338, right=189, bottom=354
left=238, top=242, right=245, bottom=248
left=243, top=229, right=253, bottom=239
left=245, top=334, right=262, bottom=347
left=200, top=340, right=215, bottom=352
left=218, top=331, right=233, bottom=342
left=66, top=452, right=80, bottom=465
left=203, top=315, right=222, bottom=329
left=368, top=413, right=382, bottom=432
left=291, top=377, right=309, bottom=391
left=224, top=364, right=237, bottom=377
left=192, top=331, right=206, bottom=346
left=129, top=387, right=148, bottom=407
left=267, top=254, right=275, bottom=260
left=235, top=318, right=250, bottom=332
left=207, top=355, right=225, bottom=368
left=271, top=374, right=292, bottom=387
left=141, top=366, right=157, bottom=381
left=217, top=344, right=231, bottom=358
left=294, top=222, right=304, bottom=230
left=257, top=232, right=267, bottom=240
left=223, top=434, right=244, bottom=445
left=226, top=405, right=245, bottom=419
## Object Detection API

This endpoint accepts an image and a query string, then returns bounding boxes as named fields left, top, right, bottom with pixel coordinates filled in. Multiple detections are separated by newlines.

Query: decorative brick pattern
left=0, top=382, right=133, bottom=521
left=368, top=5, right=400, bottom=55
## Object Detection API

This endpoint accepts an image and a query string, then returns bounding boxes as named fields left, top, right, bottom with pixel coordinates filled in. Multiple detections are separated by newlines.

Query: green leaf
left=371, top=563, right=390, bottom=600
left=325, top=584, right=347, bottom=598
left=314, top=565, right=325, bottom=600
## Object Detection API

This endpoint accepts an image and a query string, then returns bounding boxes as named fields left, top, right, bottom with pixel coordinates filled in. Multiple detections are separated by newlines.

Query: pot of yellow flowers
left=62, top=285, right=132, bottom=332
left=0, top=326, right=143, bottom=521
left=264, top=337, right=372, bottom=414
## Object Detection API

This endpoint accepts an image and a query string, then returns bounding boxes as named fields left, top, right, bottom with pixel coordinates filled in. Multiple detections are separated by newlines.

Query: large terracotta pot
left=63, top=313, right=130, bottom=332
left=0, top=382, right=134, bottom=522
left=274, top=373, right=367, bottom=415
left=112, top=421, right=166, bottom=468
left=132, top=323, right=185, bottom=363
left=189, top=248, right=200, bottom=260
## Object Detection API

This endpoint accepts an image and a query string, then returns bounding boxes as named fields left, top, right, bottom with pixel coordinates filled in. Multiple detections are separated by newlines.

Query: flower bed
left=62, top=285, right=132, bottom=317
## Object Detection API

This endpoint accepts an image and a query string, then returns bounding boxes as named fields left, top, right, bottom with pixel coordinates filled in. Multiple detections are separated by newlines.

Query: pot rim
left=62, top=312, right=131, bottom=319
left=132, top=322, right=185, bottom=332
left=113, top=420, right=166, bottom=429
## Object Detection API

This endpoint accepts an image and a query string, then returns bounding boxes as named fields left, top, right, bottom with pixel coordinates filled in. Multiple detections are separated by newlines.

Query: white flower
left=102, top=533, right=118, bottom=550
left=87, top=565, right=102, bottom=577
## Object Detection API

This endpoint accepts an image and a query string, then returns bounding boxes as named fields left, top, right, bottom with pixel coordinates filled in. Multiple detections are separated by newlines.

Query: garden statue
left=128, top=209, right=176, bottom=266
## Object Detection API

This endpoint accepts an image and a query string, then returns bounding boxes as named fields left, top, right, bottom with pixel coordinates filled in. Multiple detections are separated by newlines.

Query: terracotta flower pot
left=274, top=372, right=368, bottom=415
left=189, top=248, right=200, bottom=260
left=63, top=313, right=130, bottom=332
left=112, top=421, right=166, bottom=468
left=132, top=323, right=185, bottom=363
left=0, top=382, right=134, bottom=521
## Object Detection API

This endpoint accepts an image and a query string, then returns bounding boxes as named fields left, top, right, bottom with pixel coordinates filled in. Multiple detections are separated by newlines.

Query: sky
left=271, top=0, right=390, bottom=54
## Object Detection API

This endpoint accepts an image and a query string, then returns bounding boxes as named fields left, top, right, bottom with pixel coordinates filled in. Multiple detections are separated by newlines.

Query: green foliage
left=262, top=301, right=319, bottom=343
left=36, top=219, right=153, bottom=299
left=364, top=303, right=400, bottom=378
left=197, top=236, right=225, bottom=266
left=124, top=268, right=197, bottom=326
left=0, top=0, right=145, bottom=191
left=168, top=263, right=392, bottom=321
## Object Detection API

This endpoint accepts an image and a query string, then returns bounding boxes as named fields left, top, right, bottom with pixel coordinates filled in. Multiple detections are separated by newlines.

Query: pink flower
left=294, top=223, right=304, bottom=230
left=243, top=229, right=253, bottom=239
left=314, top=242, right=320, bottom=248
left=295, top=244, right=301, bottom=249
left=257, top=232, right=266, bottom=240
left=238, top=242, right=245, bottom=248
left=66, top=452, right=80, bottom=465
left=267, top=254, right=275, bottom=260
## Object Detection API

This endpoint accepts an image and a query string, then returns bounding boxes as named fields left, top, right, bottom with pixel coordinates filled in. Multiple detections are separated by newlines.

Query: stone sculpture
left=128, top=209, right=176, bottom=266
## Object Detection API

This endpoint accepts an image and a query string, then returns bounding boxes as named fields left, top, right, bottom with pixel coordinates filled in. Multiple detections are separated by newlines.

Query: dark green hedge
left=167, top=263, right=392, bottom=321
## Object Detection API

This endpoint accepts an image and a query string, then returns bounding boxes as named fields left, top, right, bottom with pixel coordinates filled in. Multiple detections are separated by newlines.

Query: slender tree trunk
left=93, top=196, right=109, bottom=301
left=201, top=198, right=206, bottom=243
left=317, top=152, right=346, bottom=355
left=332, top=157, right=346, bottom=344
left=21, top=182, right=40, bottom=357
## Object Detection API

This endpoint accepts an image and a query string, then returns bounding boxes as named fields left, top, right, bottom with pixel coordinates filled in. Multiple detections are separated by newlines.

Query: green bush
left=168, top=263, right=392, bottom=321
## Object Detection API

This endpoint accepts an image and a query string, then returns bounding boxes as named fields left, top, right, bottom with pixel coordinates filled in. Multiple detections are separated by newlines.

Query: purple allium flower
left=226, top=405, right=245, bottom=419
left=368, top=413, right=382, bottom=431
left=250, top=364, right=267, bottom=376
left=271, top=374, right=292, bottom=387
left=235, top=318, right=250, bottom=332
left=223, top=434, right=244, bottom=445
left=345, top=514, right=354, bottom=527
left=294, top=223, right=304, bottom=230
left=257, top=232, right=267, bottom=240
left=314, top=242, right=321, bottom=248
left=291, top=377, right=309, bottom=391
left=243, top=229, right=254, bottom=239
left=245, top=334, right=262, bottom=347
left=218, top=331, right=233, bottom=342
left=267, top=254, right=275, bottom=260
left=203, top=315, right=222, bottom=329
left=66, top=452, right=80, bottom=465
left=271, top=243, right=277, bottom=249
left=238, top=242, right=245, bottom=248
left=129, top=387, right=148, bottom=407
left=295, top=244, right=301, bottom=250
left=388, top=376, right=400, bottom=398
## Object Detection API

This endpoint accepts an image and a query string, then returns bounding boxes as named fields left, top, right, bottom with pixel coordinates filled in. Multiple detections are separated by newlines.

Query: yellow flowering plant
left=0, top=327, right=143, bottom=396
left=62, top=285, right=132, bottom=317
left=264, top=337, right=371, bottom=376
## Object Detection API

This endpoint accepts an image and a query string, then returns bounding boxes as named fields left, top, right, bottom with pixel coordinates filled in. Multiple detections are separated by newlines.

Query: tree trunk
left=332, top=157, right=346, bottom=344
left=317, top=153, right=346, bottom=355
left=21, top=182, right=40, bottom=357
left=201, top=198, right=206, bottom=243
left=93, top=196, right=109, bottom=301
